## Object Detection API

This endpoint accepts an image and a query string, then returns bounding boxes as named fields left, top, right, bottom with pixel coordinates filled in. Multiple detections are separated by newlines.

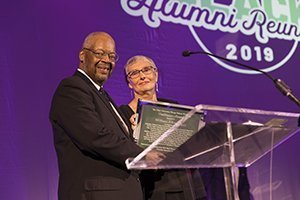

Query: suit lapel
left=97, top=90, right=131, bottom=137
left=74, top=71, right=131, bottom=138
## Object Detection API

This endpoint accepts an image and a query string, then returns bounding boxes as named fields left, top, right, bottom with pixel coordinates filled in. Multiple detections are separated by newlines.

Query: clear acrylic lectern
left=126, top=102, right=300, bottom=200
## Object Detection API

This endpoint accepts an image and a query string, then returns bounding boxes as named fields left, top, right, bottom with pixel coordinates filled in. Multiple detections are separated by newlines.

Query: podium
left=126, top=103, right=300, bottom=200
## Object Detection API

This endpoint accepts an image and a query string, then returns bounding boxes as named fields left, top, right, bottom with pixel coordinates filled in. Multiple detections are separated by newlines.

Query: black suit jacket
left=49, top=71, right=143, bottom=200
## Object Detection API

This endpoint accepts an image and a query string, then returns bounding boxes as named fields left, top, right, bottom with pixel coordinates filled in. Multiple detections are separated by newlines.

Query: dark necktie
left=99, top=87, right=110, bottom=101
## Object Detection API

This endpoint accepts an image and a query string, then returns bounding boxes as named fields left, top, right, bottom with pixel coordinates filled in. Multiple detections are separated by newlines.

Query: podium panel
left=127, top=103, right=299, bottom=169
left=126, top=101, right=300, bottom=200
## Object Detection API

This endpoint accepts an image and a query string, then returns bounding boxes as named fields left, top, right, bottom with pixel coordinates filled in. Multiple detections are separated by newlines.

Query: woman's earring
left=156, top=83, right=159, bottom=93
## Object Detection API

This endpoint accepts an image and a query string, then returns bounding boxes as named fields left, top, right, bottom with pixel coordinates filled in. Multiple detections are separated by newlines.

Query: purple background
left=1, top=1, right=299, bottom=199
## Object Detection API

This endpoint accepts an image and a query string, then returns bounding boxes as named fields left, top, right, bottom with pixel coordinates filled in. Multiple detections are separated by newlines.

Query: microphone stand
left=182, top=50, right=300, bottom=108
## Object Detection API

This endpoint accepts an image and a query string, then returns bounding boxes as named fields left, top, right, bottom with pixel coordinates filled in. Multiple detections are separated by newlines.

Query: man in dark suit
left=49, top=32, right=161, bottom=200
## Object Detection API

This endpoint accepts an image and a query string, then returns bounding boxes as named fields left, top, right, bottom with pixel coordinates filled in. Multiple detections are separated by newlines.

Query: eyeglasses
left=83, top=48, right=119, bottom=62
left=126, top=66, right=157, bottom=79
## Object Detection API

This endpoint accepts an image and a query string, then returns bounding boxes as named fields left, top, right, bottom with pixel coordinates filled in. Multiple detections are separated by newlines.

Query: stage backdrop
left=1, top=0, right=299, bottom=199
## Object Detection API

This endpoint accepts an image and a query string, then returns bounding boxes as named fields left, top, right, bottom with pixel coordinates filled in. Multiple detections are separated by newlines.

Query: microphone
left=182, top=50, right=300, bottom=108
left=182, top=50, right=206, bottom=57
left=182, top=50, right=193, bottom=57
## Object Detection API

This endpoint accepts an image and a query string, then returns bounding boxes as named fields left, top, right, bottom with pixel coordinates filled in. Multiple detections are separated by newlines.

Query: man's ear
left=79, top=51, right=84, bottom=63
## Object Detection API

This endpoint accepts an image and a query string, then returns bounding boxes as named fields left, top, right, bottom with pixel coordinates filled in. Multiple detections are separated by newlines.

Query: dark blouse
left=119, top=104, right=135, bottom=124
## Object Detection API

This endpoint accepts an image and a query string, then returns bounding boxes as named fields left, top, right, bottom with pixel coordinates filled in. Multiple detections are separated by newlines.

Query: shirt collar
left=77, top=68, right=102, bottom=91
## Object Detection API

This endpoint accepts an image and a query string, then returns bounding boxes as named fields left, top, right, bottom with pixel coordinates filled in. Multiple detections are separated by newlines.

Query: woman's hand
left=129, top=113, right=138, bottom=130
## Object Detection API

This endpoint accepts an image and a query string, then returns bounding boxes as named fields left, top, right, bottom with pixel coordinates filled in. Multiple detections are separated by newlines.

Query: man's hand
left=145, top=150, right=166, bottom=166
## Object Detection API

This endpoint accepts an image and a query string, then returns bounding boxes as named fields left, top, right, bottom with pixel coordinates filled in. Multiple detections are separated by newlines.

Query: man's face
left=80, top=35, right=116, bottom=86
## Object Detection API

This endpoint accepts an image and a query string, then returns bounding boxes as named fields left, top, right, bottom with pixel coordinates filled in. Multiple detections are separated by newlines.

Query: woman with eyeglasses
left=119, top=55, right=207, bottom=200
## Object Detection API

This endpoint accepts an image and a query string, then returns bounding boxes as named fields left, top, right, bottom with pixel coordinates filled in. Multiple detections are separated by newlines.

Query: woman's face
left=126, top=57, right=158, bottom=95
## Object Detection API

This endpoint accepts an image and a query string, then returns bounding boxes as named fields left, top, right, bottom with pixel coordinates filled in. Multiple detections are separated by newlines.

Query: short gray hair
left=124, top=55, right=158, bottom=83
left=124, top=55, right=157, bottom=73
